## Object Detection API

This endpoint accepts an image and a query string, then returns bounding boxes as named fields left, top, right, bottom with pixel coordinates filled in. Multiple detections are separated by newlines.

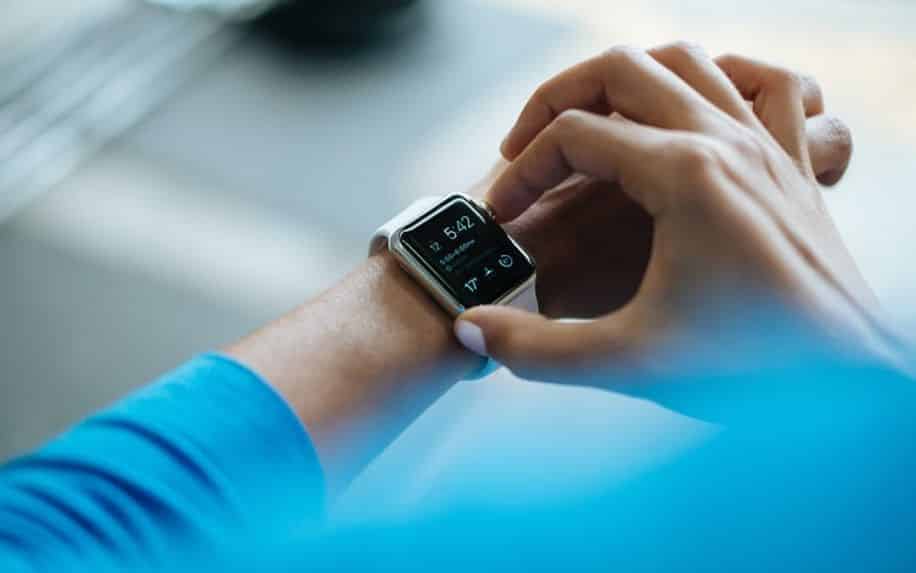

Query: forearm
left=225, top=251, right=479, bottom=494
left=0, top=251, right=473, bottom=568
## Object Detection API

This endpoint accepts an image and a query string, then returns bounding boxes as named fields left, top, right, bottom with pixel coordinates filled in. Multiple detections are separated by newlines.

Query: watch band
left=370, top=196, right=539, bottom=381
left=503, top=279, right=539, bottom=313
left=369, top=196, right=443, bottom=256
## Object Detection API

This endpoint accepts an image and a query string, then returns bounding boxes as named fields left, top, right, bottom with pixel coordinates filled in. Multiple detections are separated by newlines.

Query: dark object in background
left=256, top=0, right=422, bottom=48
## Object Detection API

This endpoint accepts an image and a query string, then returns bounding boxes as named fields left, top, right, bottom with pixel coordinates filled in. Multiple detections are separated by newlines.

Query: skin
left=460, top=44, right=909, bottom=386
left=227, top=43, right=864, bottom=497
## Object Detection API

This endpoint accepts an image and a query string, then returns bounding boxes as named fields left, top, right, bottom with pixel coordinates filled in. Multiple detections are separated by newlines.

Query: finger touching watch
left=369, top=193, right=538, bottom=378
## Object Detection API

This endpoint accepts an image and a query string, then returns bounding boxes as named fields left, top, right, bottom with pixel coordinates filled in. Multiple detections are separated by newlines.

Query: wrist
left=226, top=250, right=478, bottom=494
left=359, top=249, right=482, bottom=375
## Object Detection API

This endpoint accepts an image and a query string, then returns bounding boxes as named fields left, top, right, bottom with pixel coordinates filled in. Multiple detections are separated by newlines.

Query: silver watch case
left=386, top=193, right=536, bottom=317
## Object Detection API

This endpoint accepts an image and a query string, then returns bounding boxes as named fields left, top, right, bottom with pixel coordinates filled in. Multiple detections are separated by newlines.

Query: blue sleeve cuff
left=1, top=354, right=325, bottom=568
left=89, top=353, right=326, bottom=521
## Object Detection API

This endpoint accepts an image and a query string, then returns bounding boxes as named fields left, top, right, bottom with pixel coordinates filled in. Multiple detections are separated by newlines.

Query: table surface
left=2, top=0, right=914, bottom=509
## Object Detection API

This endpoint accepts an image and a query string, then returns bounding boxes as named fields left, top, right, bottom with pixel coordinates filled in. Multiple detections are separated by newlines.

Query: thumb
left=454, top=306, right=627, bottom=382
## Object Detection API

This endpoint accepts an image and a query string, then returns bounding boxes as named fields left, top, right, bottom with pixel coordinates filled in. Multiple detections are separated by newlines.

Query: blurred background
left=1, top=0, right=915, bottom=512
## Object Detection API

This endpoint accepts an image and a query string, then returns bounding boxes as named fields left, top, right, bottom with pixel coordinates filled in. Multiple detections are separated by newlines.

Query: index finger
left=500, top=46, right=723, bottom=159
left=487, top=111, right=681, bottom=222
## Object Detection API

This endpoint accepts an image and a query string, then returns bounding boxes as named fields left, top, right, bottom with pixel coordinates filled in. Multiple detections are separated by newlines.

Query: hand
left=473, top=101, right=854, bottom=321
left=469, top=51, right=856, bottom=321
left=468, top=162, right=653, bottom=319
left=455, top=44, right=906, bottom=387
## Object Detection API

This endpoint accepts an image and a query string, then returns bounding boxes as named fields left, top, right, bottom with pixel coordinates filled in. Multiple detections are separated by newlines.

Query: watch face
left=399, top=196, right=535, bottom=309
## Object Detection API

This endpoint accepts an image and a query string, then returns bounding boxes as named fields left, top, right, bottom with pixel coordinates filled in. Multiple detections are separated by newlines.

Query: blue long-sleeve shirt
left=2, top=351, right=915, bottom=572
left=0, top=354, right=323, bottom=572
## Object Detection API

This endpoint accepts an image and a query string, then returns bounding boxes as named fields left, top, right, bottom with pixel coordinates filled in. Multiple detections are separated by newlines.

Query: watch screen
left=400, top=197, right=535, bottom=308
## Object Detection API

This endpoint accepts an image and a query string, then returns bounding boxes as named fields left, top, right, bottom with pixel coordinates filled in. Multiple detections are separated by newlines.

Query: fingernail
left=454, top=320, right=488, bottom=356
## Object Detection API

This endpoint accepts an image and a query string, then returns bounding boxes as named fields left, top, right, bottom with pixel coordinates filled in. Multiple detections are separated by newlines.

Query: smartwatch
left=369, top=193, right=538, bottom=378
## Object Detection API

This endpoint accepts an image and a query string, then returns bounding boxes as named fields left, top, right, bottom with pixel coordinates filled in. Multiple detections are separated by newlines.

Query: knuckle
left=715, top=52, right=741, bottom=66
left=672, top=138, right=728, bottom=203
left=711, top=52, right=742, bottom=81
left=678, top=138, right=722, bottom=174
left=529, top=82, right=552, bottom=109
left=657, top=40, right=708, bottom=65
left=600, top=44, right=645, bottom=69
left=552, top=108, right=591, bottom=134
left=768, top=67, right=803, bottom=95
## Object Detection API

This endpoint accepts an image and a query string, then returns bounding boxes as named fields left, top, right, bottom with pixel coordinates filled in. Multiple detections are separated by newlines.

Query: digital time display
left=400, top=197, right=535, bottom=308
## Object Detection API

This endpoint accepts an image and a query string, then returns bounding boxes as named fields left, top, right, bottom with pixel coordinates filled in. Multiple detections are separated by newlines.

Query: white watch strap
left=500, top=277, right=539, bottom=312
left=369, top=196, right=443, bottom=256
